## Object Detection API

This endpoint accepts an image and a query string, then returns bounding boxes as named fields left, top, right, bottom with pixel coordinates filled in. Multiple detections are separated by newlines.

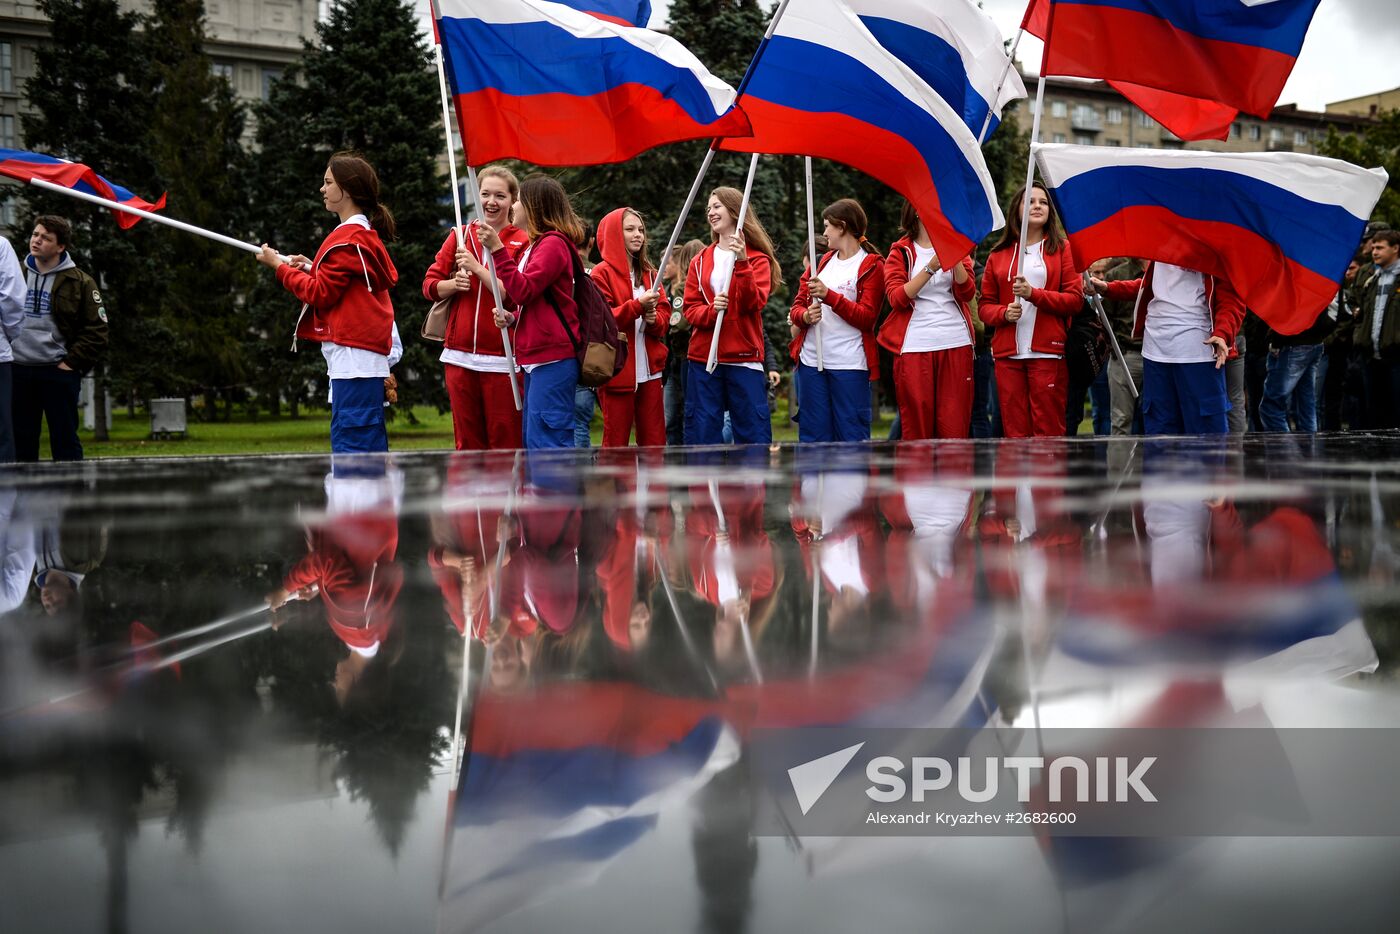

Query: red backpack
left=539, top=231, right=627, bottom=387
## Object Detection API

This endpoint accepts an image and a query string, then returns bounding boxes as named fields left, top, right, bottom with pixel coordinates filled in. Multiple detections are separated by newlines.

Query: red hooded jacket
left=1101, top=261, right=1245, bottom=351
left=683, top=243, right=773, bottom=365
left=282, top=513, right=402, bottom=652
left=491, top=231, right=580, bottom=366
left=788, top=250, right=885, bottom=380
left=979, top=241, right=1083, bottom=359
left=878, top=238, right=976, bottom=354
left=280, top=220, right=398, bottom=354
left=591, top=207, right=668, bottom=392
left=421, top=223, right=530, bottom=357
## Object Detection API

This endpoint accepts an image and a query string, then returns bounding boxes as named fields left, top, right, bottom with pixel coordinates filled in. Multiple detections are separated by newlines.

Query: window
left=1269, top=127, right=1283, bottom=143
left=0, top=43, right=11, bottom=94
left=1075, top=134, right=1094, bottom=145
left=1229, top=122, right=1241, bottom=140
left=1107, top=106, right=1123, bottom=125
left=1052, top=133, right=1067, bottom=144
left=1106, top=139, right=1122, bottom=146
left=1051, top=100, right=1067, bottom=118
left=0, top=115, right=14, bottom=149
left=1, top=201, right=15, bottom=229
left=261, top=68, right=282, bottom=101
left=212, top=62, right=234, bottom=83
left=1138, top=112, right=1155, bottom=128
left=1294, top=130, right=1308, bottom=146
left=1248, top=124, right=1261, bottom=141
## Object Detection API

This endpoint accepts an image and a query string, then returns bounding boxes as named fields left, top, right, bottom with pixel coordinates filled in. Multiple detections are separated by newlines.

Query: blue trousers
left=329, top=377, right=389, bottom=454
left=1259, top=344, right=1323, bottom=433
left=1089, top=366, right=1112, bottom=435
left=524, top=359, right=581, bottom=450
left=1141, top=359, right=1230, bottom=435
left=685, top=361, right=771, bottom=445
left=970, top=349, right=996, bottom=438
left=0, top=362, right=12, bottom=463
left=12, top=363, right=84, bottom=461
left=795, top=363, right=871, bottom=443
left=573, top=385, right=595, bottom=447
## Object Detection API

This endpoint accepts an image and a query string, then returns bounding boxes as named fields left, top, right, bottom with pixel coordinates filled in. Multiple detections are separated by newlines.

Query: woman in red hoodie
left=258, top=152, right=400, bottom=453
left=682, top=186, right=783, bottom=446
left=788, top=198, right=884, bottom=443
left=978, top=183, right=1083, bottom=438
left=475, top=175, right=584, bottom=450
left=591, top=207, right=667, bottom=447
left=879, top=200, right=977, bottom=439
left=422, top=165, right=529, bottom=451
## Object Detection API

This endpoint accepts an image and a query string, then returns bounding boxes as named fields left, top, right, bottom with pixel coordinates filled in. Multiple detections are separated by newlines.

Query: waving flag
left=1034, top=143, right=1388, bottom=334
left=1024, top=0, right=1320, bottom=140
left=719, top=0, right=1003, bottom=265
left=843, top=0, right=1025, bottom=138
left=552, top=0, right=650, bottom=26
left=0, top=148, right=166, bottom=229
left=437, top=0, right=750, bottom=167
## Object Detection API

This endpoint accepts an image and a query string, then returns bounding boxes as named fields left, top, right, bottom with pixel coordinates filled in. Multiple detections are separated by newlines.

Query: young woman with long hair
left=880, top=200, right=977, bottom=439
left=788, top=198, right=883, bottom=443
left=423, top=165, right=528, bottom=450
left=682, top=186, right=782, bottom=446
left=978, top=182, right=1083, bottom=438
left=475, top=174, right=585, bottom=450
left=257, top=151, right=401, bottom=453
left=592, top=207, right=667, bottom=447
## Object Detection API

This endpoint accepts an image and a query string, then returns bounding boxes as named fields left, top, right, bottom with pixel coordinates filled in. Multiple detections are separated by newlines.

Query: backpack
left=539, top=231, right=626, bottom=387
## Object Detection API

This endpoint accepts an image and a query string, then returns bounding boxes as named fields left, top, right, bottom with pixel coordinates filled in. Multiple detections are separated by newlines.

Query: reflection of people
left=0, top=233, right=26, bottom=463
left=598, top=460, right=671, bottom=654
left=269, top=462, right=404, bottom=704
left=687, top=477, right=778, bottom=674
left=792, top=468, right=883, bottom=647
left=28, top=490, right=107, bottom=619
left=0, top=486, right=34, bottom=616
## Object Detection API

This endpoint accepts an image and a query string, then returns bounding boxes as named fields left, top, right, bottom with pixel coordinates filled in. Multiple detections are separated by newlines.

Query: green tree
left=247, top=0, right=443, bottom=419
left=1319, top=109, right=1400, bottom=226
left=20, top=0, right=164, bottom=438
left=146, top=0, right=254, bottom=418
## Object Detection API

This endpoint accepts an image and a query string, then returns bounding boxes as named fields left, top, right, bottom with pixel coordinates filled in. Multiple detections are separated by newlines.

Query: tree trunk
left=93, top=365, right=110, bottom=442
left=289, top=390, right=299, bottom=419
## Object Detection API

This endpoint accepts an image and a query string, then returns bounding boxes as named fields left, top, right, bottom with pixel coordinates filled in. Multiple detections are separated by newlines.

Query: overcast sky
left=418, top=0, right=1398, bottom=111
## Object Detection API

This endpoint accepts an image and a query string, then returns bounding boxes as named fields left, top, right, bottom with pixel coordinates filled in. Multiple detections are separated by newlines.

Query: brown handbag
left=422, top=297, right=449, bottom=342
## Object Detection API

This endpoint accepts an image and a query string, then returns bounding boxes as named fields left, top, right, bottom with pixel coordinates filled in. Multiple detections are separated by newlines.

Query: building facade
left=1327, top=86, right=1400, bottom=119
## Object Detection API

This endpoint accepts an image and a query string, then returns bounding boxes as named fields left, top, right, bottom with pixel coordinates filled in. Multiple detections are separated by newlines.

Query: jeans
left=1259, top=344, right=1324, bottom=432
left=970, top=348, right=996, bottom=438
left=1089, top=367, right=1111, bottom=435
left=525, top=359, right=583, bottom=450
left=573, top=385, right=594, bottom=448
left=12, top=363, right=83, bottom=461
left=664, top=372, right=685, bottom=446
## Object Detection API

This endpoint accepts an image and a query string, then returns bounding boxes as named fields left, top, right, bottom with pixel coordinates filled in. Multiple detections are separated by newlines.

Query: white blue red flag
left=550, top=0, right=650, bottom=26
left=436, top=0, right=750, bottom=167
left=0, top=148, right=166, bottom=229
left=719, top=0, right=1004, bottom=265
left=1025, top=0, right=1321, bottom=140
left=842, top=0, right=1025, bottom=138
left=1033, top=143, right=1389, bottom=334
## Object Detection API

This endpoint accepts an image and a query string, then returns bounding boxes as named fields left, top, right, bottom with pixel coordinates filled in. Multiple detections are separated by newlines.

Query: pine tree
left=247, top=0, right=442, bottom=419
left=20, top=0, right=164, bottom=437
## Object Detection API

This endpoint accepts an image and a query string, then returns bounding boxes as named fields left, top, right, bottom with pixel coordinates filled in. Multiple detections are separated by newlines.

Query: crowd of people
left=1, top=151, right=1395, bottom=461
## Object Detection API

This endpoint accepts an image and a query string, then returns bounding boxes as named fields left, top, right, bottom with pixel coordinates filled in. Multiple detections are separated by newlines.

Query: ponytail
left=370, top=203, right=397, bottom=241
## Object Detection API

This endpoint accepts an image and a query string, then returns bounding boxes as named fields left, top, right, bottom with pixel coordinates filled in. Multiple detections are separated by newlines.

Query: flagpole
left=428, top=0, right=523, bottom=411
left=1012, top=75, right=1046, bottom=280
left=976, top=28, right=1024, bottom=145
left=25, top=177, right=294, bottom=262
left=706, top=151, right=760, bottom=374
left=804, top=156, right=823, bottom=372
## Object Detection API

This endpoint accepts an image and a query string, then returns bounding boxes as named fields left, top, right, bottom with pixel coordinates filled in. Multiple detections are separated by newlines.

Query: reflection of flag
left=436, top=0, right=750, bottom=166
left=719, top=0, right=1003, bottom=264
left=842, top=0, right=1026, bottom=137
left=1023, top=0, right=1320, bottom=141
left=1034, top=144, right=1388, bottom=333
left=441, top=688, right=738, bottom=932
left=0, top=148, right=166, bottom=229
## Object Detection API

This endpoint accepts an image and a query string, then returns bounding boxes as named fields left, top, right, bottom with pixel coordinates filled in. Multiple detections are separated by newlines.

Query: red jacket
left=281, top=221, right=398, bottom=354
left=878, top=238, right=976, bottom=354
left=1102, top=261, right=1245, bottom=350
left=978, top=242, right=1083, bottom=359
left=491, top=231, right=580, bottom=366
left=788, top=250, right=884, bottom=380
left=683, top=243, right=773, bottom=365
left=282, top=513, right=402, bottom=652
left=421, top=223, right=529, bottom=357
left=591, top=207, right=668, bottom=392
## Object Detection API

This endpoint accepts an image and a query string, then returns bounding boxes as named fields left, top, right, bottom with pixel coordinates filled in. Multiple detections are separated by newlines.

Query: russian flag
left=436, top=0, right=751, bottom=167
left=0, top=148, right=166, bottom=229
left=1034, top=143, right=1388, bottom=335
left=719, top=0, right=1004, bottom=265
left=841, top=0, right=1026, bottom=138
left=1030, top=0, right=1320, bottom=125
left=549, top=0, right=650, bottom=27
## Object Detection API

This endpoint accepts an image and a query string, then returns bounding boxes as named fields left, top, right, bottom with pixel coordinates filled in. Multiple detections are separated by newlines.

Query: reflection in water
left=1, top=437, right=1399, bottom=933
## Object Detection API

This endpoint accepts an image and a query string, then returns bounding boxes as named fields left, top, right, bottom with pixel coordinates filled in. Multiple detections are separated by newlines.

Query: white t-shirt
left=708, top=246, right=763, bottom=373
left=633, top=281, right=661, bottom=384
left=1143, top=263, right=1214, bottom=364
left=800, top=251, right=867, bottom=370
left=901, top=245, right=972, bottom=353
left=1012, top=241, right=1059, bottom=360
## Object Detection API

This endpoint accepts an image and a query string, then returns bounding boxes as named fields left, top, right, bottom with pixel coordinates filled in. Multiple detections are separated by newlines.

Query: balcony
left=1070, top=109, right=1103, bottom=132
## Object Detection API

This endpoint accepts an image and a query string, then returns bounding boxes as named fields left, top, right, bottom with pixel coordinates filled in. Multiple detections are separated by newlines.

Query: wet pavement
left=2, top=434, right=1400, bottom=933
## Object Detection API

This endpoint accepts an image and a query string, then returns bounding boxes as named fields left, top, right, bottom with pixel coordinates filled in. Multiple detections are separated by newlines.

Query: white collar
left=337, top=214, right=371, bottom=230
